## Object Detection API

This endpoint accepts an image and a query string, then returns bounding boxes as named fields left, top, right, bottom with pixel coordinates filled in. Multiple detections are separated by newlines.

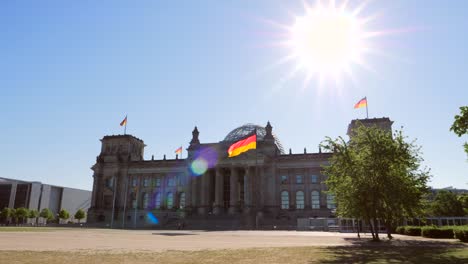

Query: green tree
left=321, top=124, right=430, bottom=241
left=74, top=209, right=86, bottom=223
left=58, top=209, right=70, bottom=223
left=15, top=207, right=29, bottom=224
left=429, top=190, right=465, bottom=216
left=458, top=194, right=468, bottom=215
left=450, top=106, right=468, bottom=157
left=28, top=210, right=39, bottom=225
left=39, top=208, right=54, bottom=224
left=0, top=207, right=13, bottom=224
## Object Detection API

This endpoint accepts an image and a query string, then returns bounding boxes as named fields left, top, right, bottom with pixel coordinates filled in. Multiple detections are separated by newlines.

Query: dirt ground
left=0, top=228, right=464, bottom=252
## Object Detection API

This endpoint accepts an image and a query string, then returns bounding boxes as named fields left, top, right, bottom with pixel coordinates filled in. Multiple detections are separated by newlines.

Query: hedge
left=421, top=226, right=454, bottom=239
left=404, top=226, right=422, bottom=236
left=453, top=227, right=468, bottom=243
left=396, top=225, right=468, bottom=242
left=395, top=226, right=405, bottom=235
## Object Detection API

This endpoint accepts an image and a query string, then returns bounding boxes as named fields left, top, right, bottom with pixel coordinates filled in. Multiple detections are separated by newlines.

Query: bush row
left=396, top=225, right=468, bottom=242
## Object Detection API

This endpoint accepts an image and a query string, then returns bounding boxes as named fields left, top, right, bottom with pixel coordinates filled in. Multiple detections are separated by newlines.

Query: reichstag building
left=88, top=118, right=392, bottom=229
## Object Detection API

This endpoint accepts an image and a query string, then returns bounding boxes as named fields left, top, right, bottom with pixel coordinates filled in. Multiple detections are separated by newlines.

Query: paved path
left=0, top=229, right=464, bottom=252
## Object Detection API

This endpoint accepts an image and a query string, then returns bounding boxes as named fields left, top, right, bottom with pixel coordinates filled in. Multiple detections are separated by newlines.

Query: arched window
left=179, top=192, right=186, bottom=209
left=142, top=193, right=149, bottom=209
left=296, top=191, right=304, bottom=209
left=167, top=192, right=174, bottom=209
left=155, top=192, right=161, bottom=209
left=281, top=191, right=289, bottom=209
left=327, top=194, right=336, bottom=209
left=311, top=191, right=320, bottom=209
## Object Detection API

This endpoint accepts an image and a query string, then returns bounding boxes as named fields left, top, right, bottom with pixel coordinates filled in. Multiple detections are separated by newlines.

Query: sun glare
left=266, top=0, right=386, bottom=86
left=291, top=4, right=363, bottom=76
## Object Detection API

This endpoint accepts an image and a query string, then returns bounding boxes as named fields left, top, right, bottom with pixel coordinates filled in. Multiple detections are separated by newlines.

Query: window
left=311, top=175, right=318, bottom=183
left=281, top=175, right=288, bottom=184
left=155, top=178, right=161, bottom=187
left=327, top=194, right=336, bottom=209
left=179, top=192, right=186, bottom=209
left=168, top=177, right=176, bottom=187
left=296, top=175, right=303, bottom=184
left=105, top=178, right=114, bottom=189
left=131, top=192, right=137, bottom=209
left=311, top=191, right=320, bottom=209
left=296, top=191, right=304, bottom=209
left=155, top=192, right=161, bottom=209
left=142, top=193, right=149, bottom=209
left=281, top=191, right=289, bottom=209
left=132, top=178, right=138, bottom=187
left=167, top=192, right=174, bottom=209
left=143, top=178, right=149, bottom=187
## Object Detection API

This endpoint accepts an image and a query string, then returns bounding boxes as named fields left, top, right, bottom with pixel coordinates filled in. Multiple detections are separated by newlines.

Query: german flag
left=228, top=133, right=256, bottom=158
left=354, top=97, right=367, bottom=109
left=120, top=116, right=127, bottom=126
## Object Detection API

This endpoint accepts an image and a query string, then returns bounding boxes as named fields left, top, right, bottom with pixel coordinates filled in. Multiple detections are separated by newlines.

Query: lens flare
left=190, top=146, right=219, bottom=176
left=147, top=212, right=159, bottom=224
left=190, top=158, right=208, bottom=176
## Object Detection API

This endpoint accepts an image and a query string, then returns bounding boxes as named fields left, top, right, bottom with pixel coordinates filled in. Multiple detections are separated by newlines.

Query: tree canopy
left=74, top=209, right=86, bottom=223
left=58, top=209, right=70, bottom=221
left=321, top=124, right=430, bottom=241
left=15, top=207, right=30, bottom=224
left=450, top=106, right=468, bottom=156
left=39, top=208, right=54, bottom=221
left=429, top=190, right=466, bottom=217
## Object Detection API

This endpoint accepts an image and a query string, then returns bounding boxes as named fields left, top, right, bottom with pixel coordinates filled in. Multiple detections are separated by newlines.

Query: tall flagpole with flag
left=354, top=97, right=368, bottom=119
left=120, top=115, right=128, bottom=134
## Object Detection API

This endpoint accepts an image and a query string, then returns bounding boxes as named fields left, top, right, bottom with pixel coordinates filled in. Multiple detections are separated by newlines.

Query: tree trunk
left=372, top=218, right=380, bottom=241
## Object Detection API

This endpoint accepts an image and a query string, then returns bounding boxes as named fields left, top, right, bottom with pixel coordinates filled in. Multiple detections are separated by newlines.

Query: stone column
left=213, top=167, right=224, bottom=215
left=191, top=174, right=197, bottom=209
left=8, top=182, right=18, bottom=208
left=185, top=171, right=192, bottom=208
left=244, top=167, right=251, bottom=212
left=198, top=170, right=209, bottom=215
left=91, top=175, right=99, bottom=208
left=229, top=167, right=239, bottom=214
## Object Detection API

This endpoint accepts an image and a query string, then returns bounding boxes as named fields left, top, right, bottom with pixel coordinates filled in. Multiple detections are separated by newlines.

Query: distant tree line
left=0, top=207, right=86, bottom=225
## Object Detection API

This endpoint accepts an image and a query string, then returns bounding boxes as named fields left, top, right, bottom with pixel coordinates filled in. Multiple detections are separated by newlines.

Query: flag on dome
left=228, top=133, right=256, bottom=158
left=175, top=146, right=182, bottom=155
left=354, top=97, right=367, bottom=109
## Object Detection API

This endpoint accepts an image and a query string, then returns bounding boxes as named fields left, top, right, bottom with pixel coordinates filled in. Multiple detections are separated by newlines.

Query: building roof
left=223, top=123, right=285, bottom=154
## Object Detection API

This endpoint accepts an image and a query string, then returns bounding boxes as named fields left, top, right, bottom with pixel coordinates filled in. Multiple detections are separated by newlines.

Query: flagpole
left=134, top=184, right=138, bottom=229
left=254, top=128, right=258, bottom=229
left=365, top=97, right=369, bottom=119
left=110, top=176, right=117, bottom=229
left=124, top=115, right=127, bottom=135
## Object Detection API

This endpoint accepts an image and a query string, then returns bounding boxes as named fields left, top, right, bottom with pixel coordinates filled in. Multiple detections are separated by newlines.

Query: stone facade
left=88, top=118, right=393, bottom=229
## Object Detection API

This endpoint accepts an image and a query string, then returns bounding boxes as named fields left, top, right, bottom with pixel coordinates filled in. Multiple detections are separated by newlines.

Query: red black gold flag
left=228, top=133, right=256, bottom=158
left=120, top=116, right=127, bottom=126
left=354, top=97, right=367, bottom=109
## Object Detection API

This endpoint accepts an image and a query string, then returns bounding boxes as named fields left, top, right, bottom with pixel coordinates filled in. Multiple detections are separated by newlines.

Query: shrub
left=404, top=226, right=422, bottom=236
left=453, top=226, right=468, bottom=243
left=396, top=226, right=405, bottom=234
left=421, top=226, right=454, bottom=239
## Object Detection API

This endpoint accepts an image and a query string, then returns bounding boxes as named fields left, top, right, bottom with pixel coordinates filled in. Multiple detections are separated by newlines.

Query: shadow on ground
left=152, top=232, right=197, bottom=236
left=315, top=238, right=468, bottom=264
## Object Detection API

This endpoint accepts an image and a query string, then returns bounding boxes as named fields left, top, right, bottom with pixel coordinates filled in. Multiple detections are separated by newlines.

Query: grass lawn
left=1, top=246, right=467, bottom=264
left=0, top=226, right=72, bottom=232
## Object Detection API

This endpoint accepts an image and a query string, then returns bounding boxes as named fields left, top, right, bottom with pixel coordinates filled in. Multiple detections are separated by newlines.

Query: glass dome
left=223, top=123, right=285, bottom=154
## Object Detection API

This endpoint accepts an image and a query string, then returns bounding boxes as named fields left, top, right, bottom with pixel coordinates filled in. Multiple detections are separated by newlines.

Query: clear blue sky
left=1, top=1, right=466, bottom=191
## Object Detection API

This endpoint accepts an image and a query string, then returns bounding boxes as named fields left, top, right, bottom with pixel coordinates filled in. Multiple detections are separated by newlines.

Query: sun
left=266, top=0, right=384, bottom=85
left=290, top=2, right=364, bottom=77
